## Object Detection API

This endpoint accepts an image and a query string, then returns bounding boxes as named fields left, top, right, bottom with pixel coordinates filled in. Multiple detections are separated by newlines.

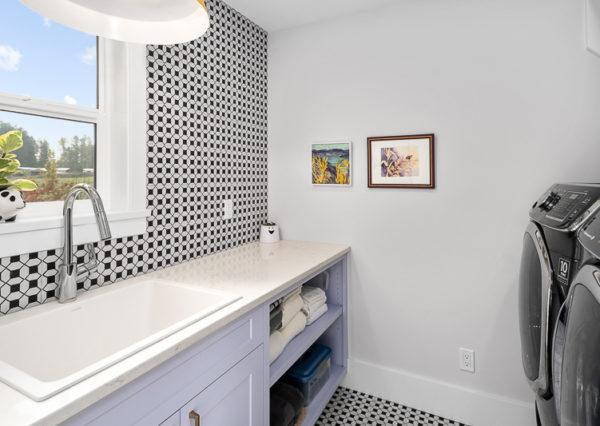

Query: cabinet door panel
left=181, top=347, right=263, bottom=426
left=160, top=411, right=179, bottom=426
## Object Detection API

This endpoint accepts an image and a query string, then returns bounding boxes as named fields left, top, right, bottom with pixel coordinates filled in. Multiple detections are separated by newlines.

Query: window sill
left=0, top=209, right=150, bottom=258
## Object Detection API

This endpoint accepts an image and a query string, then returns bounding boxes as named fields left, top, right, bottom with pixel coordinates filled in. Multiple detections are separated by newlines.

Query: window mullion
left=0, top=92, right=100, bottom=124
left=95, top=37, right=111, bottom=210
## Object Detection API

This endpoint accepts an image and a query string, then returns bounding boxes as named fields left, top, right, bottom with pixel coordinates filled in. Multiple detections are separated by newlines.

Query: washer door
left=559, top=267, right=600, bottom=426
left=519, top=222, right=554, bottom=396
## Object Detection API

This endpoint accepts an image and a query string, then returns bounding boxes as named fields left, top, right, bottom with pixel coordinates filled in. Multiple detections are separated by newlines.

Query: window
left=1, top=1, right=98, bottom=202
left=0, top=2, right=97, bottom=107
left=0, top=0, right=148, bottom=257
left=0, top=111, right=96, bottom=202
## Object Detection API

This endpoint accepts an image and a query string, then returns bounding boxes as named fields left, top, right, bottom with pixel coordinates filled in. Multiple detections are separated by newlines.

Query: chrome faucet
left=57, top=184, right=112, bottom=303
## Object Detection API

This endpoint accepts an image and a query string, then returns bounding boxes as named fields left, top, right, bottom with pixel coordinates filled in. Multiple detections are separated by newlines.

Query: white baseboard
left=341, top=358, right=535, bottom=426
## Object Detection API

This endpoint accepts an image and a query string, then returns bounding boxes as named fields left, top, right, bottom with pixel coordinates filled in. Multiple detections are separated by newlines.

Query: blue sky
left=0, top=0, right=96, bottom=157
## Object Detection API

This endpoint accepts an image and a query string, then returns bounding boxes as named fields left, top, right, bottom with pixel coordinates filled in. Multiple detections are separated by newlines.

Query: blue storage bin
left=283, top=344, right=332, bottom=406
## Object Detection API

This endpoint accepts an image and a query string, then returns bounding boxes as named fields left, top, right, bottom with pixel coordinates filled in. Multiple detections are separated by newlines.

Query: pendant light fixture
left=19, top=0, right=210, bottom=45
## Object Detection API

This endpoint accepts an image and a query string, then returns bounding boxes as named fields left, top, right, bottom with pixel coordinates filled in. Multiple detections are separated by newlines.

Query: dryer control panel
left=530, top=183, right=600, bottom=232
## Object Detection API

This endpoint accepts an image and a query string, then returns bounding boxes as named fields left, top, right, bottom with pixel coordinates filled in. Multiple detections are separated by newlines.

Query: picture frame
left=312, top=141, right=352, bottom=186
left=367, top=134, right=435, bottom=189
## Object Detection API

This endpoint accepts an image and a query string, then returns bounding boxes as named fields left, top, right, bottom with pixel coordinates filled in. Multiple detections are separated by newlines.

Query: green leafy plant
left=0, top=130, right=38, bottom=192
left=262, top=222, right=277, bottom=226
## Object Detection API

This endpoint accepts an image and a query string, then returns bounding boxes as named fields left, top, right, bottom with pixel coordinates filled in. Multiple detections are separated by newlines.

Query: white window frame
left=0, top=39, right=149, bottom=258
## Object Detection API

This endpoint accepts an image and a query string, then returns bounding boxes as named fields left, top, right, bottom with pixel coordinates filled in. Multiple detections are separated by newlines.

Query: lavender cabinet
left=62, top=308, right=265, bottom=426
left=180, top=347, right=264, bottom=426
left=61, top=254, right=347, bottom=426
left=159, top=412, right=179, bottom=426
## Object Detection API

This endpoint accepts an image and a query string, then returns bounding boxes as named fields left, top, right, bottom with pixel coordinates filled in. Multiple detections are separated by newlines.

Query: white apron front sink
left=0, top=279, right=240, bottom=401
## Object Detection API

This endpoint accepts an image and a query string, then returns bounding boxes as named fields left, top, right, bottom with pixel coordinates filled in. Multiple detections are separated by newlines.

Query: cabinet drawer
left=181, top=347, right=264, bottom=426
left=63, top=308, right=264, bottom=426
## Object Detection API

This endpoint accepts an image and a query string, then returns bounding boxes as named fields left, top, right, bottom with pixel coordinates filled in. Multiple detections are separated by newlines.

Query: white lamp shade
left=19, top=0, right=210, bottom=45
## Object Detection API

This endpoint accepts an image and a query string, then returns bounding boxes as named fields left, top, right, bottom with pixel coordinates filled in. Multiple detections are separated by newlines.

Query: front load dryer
left=555, top=212, right=600, bottom=426
left=519, top=183, right=600, bottom=425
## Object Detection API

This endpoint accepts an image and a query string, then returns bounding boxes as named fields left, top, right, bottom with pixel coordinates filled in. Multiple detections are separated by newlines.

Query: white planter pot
left=260, top=224, right=280, bottom=243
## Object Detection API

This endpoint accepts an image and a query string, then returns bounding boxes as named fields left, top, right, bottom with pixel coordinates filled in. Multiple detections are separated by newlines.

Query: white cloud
left=43, top=17, right=51, bottom=27
left=0, top=45, right=22, bottom=71
left=64, top=95, right=77, bottom=105
left=79, top=46, right=96, bottom=65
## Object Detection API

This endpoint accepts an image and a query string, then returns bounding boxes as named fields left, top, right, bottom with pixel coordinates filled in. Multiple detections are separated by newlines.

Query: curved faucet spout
left=59, top=184, right=112, bottom=303
left=63, top=184, right=111, bottom=240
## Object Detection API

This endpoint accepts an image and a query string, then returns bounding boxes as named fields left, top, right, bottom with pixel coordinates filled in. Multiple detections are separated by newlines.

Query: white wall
left=268, top=0, right=600, bottom=425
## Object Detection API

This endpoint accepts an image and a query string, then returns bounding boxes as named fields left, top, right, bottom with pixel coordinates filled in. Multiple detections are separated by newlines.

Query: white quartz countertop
left=0, top=240, right=350, bottom=426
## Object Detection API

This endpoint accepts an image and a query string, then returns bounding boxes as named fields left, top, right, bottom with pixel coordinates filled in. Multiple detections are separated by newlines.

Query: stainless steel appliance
left=519, top=183, right=600, bottom=425
left=554, top=211, right=600, bottom=426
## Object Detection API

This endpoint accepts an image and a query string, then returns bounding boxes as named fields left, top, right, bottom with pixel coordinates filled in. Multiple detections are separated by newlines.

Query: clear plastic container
left=283, top=344, right=332, bottom=406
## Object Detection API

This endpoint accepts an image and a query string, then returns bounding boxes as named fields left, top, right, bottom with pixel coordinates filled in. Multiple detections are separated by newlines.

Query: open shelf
left=269, top=304, right=343, bottom=387
left=267, top=257, right=347, bottom=426
left=302, top=364, right=345, bottom=426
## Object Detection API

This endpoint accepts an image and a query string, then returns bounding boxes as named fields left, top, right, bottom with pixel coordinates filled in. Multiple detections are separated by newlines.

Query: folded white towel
left=269, top=331, right=285, bottom=363
left=301, top=286, right=326, bottom=306
left=281, top=293, right=304, bottom=328
left=281, top=310, right=306, bottom=341
left=269, top=311, right=307, bottom=363
left=301, top=286, right=327, bottom=316
left=306, top=293, right=326, bottom=307
left=306, top=303, right=328, bottom=326
left=303, top=298, right=326, bottom=315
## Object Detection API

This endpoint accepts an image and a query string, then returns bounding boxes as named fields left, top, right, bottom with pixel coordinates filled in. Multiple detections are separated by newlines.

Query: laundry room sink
left=0, top=278, right=241, bottom=401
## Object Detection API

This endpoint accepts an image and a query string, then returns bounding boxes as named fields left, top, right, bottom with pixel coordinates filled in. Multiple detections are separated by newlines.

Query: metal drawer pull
left=189, top=410, right=200, bottom=426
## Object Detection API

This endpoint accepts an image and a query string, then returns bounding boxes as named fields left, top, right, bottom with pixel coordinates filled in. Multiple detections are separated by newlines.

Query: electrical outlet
left=223, top=199, right=233, bottom=219
left=459, top=348, right=475, bottom=373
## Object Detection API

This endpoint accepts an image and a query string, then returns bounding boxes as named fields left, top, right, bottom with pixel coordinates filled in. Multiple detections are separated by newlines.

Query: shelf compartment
left=302, top=364, right=345, bottom=426
left=269, top=304, right=343, bottom=387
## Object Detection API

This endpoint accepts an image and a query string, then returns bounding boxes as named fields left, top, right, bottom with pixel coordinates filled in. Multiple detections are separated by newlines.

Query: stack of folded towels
left=270, top=287, right=307, bottom=363
left=301, top=286, right=328, bottom=325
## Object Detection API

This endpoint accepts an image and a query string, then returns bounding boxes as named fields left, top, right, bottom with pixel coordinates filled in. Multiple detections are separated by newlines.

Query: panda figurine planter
left=260, top=222, right=280, bottom=243
left=0, top=188, right=25, bottom=222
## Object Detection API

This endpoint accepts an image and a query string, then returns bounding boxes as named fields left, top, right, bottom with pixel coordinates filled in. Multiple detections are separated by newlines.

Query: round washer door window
left=560, top=284, right=600, bottom=426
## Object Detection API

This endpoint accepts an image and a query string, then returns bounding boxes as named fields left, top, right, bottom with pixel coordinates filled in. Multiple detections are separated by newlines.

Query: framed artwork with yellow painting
left=367, top=134, right=435, bottom=189
left=312, top=142, right=352, bottom=186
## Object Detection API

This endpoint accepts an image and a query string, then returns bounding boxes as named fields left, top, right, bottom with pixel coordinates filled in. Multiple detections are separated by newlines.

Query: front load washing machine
left=519, top=183, right=600, bottom=425
left=555, top=212, right=600, bottom=426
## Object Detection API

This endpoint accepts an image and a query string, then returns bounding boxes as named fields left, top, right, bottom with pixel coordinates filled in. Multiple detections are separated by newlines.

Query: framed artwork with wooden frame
left=367, top=134, right=435, bottom=189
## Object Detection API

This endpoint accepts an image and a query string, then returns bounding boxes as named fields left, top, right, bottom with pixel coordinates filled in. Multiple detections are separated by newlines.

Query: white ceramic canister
left=260, top=223, right=280, bottom=243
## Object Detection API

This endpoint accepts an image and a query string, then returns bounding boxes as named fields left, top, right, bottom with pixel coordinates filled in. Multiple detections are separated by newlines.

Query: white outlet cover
left=459, top=348, right=475, bottom=373
left=223, top=199, right=233, bottom=219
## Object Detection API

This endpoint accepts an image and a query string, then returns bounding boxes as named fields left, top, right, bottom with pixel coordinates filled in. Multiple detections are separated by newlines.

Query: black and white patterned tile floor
left=316, top=387, right=467, bottom=426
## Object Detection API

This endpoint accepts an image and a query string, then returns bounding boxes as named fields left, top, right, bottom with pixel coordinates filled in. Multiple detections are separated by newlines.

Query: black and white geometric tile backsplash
left=0, top=0, right=268, bottom=315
